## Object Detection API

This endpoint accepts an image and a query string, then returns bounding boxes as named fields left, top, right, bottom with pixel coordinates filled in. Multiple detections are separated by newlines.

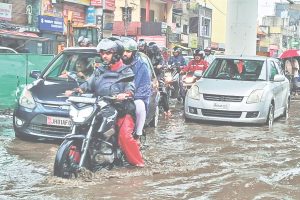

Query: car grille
left=28, top=124, right=71, bottom=137
left=201, top=109, right=242, bottom=118
left=203, top=94, right=243, bottom=102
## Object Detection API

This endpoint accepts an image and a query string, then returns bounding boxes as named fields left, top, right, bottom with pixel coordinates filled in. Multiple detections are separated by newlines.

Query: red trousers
left=116, top=114, right=144, bottom=167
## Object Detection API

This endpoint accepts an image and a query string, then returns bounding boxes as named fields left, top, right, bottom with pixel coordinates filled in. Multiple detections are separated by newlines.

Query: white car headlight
left=19, top=87, right=36, bottom=109
left=188, top=85, right=201, bottom=100
left=247, top=89, right=264, bottom=104
left=69, top=105, right=94, bottom=123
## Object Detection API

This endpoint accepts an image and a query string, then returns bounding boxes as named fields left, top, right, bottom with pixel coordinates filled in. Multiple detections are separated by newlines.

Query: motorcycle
left=163, top=64, right=180, bottom=99
left=180, top=70, right=203, bottom=100
left=54, top=74, right=135, bottom=178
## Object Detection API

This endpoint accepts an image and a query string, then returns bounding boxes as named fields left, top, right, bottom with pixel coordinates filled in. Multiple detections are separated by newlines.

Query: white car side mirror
left=273, top=74, right=285, bottom=82
left=194, top=70, right=203, bottom=78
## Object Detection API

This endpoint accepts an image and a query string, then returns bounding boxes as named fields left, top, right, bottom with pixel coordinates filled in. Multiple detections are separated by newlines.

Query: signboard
left=188, top=33, right=198, bottom=48
left=41, top=0, right=62, bottom=17
left=0, top=2, right=12, bottom=21
left=104, top=0, right=115, bottom=11
left=86, top=6, right=96, bottom=24
left=91, top=0, right=102, bottom=6
left=63, top=4, right=85, bottom=26
left=38, top=15, right=64, bottom=33
left=64, top=0, right=90, bottom=6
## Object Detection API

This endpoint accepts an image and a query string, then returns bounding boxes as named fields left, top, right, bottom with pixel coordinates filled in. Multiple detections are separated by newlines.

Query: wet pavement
left=1, top=100, right=300, bottom=199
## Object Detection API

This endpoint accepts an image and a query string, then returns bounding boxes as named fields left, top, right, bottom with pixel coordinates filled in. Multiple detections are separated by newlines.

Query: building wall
left=140, top=0, right=165, bottom=22
left=115, top=0, right=141, bottom=22
left=203, top=0, right=227, bottom=45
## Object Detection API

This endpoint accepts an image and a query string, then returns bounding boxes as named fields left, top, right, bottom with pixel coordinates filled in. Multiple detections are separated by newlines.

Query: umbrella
left=279, top=49, right=300, bottom=59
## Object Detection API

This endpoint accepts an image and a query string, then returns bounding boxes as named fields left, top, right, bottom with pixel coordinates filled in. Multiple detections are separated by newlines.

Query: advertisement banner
left=63, top=4, right=85, bottom=26
left=38, top=15, right=64, bottom=33
left=104, top=0, right=115, bottom=11
left=188, top=33, right=198, bottom=48
left=86, top=6, right=96, bottom=24
left=0, top=2, right=12, bottom=21
left=41, top=0, right=63, bottom=17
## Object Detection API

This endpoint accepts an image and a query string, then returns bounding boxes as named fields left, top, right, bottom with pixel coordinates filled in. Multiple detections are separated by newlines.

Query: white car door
left=269, top=60, right=283, bottom=115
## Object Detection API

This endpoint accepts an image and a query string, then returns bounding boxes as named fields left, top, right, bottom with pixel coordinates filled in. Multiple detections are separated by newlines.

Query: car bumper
left=13, top=102, right=71, bottom=139
left=184, top=96, right=269, bottom=124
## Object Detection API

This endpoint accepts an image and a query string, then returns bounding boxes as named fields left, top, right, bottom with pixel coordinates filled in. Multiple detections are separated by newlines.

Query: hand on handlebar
left=116, top=93, right=130, bottom=101
left=65, top=88, right=83, bottom=97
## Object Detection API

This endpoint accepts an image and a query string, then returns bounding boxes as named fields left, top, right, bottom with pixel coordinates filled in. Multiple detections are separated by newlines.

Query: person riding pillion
left=66, top=38, right=144, bottom=167
left=121, top=37, right=152, bottom=138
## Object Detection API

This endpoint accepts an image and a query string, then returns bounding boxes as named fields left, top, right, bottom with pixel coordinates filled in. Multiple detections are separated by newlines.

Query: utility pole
left=124, top=0, right=129, bottom=36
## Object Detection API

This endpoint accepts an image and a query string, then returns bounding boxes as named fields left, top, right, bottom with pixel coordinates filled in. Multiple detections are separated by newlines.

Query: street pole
left=124, top=0, right=128, bottom=36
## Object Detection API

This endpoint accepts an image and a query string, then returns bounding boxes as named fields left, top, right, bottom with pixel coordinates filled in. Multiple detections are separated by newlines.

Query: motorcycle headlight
left=184, top=77, right=195, bottom=84
left=69, top=105, right=94, bottom=123
left=19, top=87, right=36, bottom=109
left=188, top=85, right=201, bottom=100
left=247, top=89, right=264, bottom=104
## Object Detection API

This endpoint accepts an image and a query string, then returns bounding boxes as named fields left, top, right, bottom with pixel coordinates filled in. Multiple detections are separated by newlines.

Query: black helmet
left=96, top=38, right=123, bottom=64
left=147, top=42, right=160, bottom=55
left=138, top=39, right=147, bottom=52
left=121, top=37, right=138, bottom=52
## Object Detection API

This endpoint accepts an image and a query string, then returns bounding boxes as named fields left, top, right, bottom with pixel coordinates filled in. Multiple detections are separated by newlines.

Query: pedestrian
left=204, top=47, right=215, bottom=65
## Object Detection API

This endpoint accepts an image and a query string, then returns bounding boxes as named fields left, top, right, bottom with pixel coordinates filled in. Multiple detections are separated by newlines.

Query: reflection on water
left=0, top=101, right=300, bottom=199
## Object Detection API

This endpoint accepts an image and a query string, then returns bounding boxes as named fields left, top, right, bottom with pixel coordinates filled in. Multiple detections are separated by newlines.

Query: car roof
left=0, top=46, right=18, bottom=53
left=214, top=55, right=274, bottom=61
left=63, top=47, right=98, bottom=53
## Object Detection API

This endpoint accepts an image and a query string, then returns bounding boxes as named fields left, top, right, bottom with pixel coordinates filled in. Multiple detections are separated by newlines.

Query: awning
left=0, top=29, right=50, bottom=41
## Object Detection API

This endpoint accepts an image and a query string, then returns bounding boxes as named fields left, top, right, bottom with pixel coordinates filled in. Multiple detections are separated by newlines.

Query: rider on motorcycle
left=138, top=39, right=147, bottom=54
left=121, top=37, right=151, bottom=138
left=168, top=47, right=186, bottom=101
left=181, top=49, right=209, bottom=73
left=66, top=38, right=144, bottom=167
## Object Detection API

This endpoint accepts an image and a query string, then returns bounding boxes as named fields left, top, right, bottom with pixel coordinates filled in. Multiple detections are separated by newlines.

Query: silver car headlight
left=19, top=87, right=36, bottom=109
left=247, top=89, right=264, bottom=104
left=188, top=85, right=201, bottom=100
left=69, top=105, right=94, bottom=123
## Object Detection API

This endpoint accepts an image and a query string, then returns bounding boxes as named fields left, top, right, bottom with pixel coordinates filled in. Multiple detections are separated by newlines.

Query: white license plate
left=47, top=116, right=72, bottom=127
left=213, top=102, right=230, bottom=110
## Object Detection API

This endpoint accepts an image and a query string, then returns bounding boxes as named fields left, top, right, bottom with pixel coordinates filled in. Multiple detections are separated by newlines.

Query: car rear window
left=203, top=58, right=265, bottom=81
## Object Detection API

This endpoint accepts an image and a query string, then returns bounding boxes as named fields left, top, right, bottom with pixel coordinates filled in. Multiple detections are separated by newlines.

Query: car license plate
left=213, top=102, right=230, bottom=110
left=47, top=116, right=72, bottom=127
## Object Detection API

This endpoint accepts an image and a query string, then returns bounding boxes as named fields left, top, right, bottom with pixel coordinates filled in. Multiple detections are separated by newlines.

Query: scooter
left=163, top=64, right=180, bottom=99
left=180, top=70, right=203, bottom=102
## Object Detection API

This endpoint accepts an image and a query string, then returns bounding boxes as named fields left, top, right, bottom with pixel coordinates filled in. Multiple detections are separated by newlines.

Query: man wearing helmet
left=78, top=36, right=85, bottom=47
left=121, top=37, right=151, bottom=139
left=138, top=39, right=147, bottom=54
left=167, top=46, right=186, bottom=100
left=66, top=38, right=144, bottom=167
left=181, top=49, right=209, bottom=73
left=204, top=47, right=215, bottom=65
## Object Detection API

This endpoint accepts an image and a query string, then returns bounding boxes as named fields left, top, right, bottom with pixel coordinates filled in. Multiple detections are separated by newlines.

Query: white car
left=184, top=55, right=290, bottom=128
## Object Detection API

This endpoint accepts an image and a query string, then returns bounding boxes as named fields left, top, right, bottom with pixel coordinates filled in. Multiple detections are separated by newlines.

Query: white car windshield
left=203, top=58, right=266, bottom=81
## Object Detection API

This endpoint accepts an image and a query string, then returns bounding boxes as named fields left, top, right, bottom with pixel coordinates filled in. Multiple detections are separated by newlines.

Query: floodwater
left=1, top=100, right=300, bottom=200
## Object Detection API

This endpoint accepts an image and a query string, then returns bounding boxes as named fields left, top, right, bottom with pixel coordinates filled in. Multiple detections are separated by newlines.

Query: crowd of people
left=64, top=36, right=215, bottom=168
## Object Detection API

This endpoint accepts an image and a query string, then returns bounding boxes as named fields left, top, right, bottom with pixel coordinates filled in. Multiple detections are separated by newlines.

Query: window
left=269, top=61, right=279, bottom=81
left=140, top=8, right=154, bottom=22
left=122, top=7, right=132, bottom=22
left=201, top=17, right=211, bottom=37
left=183, top=24, right=188, bottom=34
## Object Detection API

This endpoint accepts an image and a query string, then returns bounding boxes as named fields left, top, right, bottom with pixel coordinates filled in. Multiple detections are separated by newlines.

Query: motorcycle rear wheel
left=54, top=140, right=89, bottom=178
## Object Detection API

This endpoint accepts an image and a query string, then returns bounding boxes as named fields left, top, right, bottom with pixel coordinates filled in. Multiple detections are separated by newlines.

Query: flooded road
left=1, top=100, right=300, bottom=199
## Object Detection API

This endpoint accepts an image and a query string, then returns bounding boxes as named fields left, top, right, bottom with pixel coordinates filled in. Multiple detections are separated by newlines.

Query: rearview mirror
left=30, top=70, right=41, bottom=79
left=273, top=74, right=285, bottom=82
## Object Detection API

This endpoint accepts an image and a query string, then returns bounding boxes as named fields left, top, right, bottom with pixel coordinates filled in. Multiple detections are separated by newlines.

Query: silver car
left=184, top=55, right=290, bottom=128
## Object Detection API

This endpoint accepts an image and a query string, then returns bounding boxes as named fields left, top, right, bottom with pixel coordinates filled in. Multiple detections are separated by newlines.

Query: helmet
left=82, top=38, right=91, bottom=46
left=138, top=39, right=147, bottom=52
left=121, top=37, right=138, bottom=51
left=147, top=42, right=160, bottom=55
left=96, top=38, right=123, bottom=64
left=78, top=36, right=84, bottom=43
left=193, top=49, right=204, bottom=57
left=204, top=47, right=211, bottom=53
left=173, top=46, right=182, bottom=54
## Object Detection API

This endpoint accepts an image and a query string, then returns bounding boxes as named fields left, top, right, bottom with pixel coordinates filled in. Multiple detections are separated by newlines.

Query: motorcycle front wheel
left=54, top=140, right=88, bottom=178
